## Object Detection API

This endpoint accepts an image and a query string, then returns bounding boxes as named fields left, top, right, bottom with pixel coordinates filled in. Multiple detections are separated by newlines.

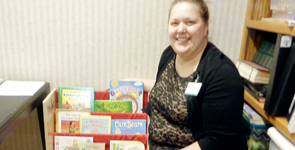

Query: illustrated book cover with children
left=79, top=143, right=105, bottom=150
left=54, top=136, right=93, bottom=150
left=80, top=115, right=111, bottom=134
left=111, top=119, right=146, bottom=135
left=110, top=81, right=144, bottom=113
left=94, top=100, right=132, bottom=113
left=56, top=109, right=91, bottom=133
left=58, top=87, right=95, bottom=111
left=110, top=140, right=145, bottom=150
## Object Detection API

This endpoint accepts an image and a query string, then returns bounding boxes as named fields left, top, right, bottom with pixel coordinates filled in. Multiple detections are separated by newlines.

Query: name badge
left=184, top=82, right=202, bottom=96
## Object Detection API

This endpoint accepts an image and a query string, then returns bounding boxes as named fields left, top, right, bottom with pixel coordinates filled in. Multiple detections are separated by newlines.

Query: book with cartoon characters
left=80, top=115, right=111, bottom=134
left=56, top=109, right=91, bottom=133
left=111, top=119, right=146, bottom=135
left=110, top=81, right=144, bottom=113
left=110, top=140, right=145, bottom=150
left=58, top=87, right=95, bottom=111
left=54, top=136, right=93, bottom=150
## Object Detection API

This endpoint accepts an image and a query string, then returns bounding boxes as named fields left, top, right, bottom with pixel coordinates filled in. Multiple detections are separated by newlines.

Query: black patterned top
left=143, top=42, right=247, bottom=150
left=148, top=55, right=196, bottom=149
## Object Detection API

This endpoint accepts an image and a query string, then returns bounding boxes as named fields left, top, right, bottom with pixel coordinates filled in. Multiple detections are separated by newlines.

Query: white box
left=271, top=0, right=295, bottom=20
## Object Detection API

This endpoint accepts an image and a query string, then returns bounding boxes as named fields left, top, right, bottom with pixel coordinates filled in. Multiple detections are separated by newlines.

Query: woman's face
left=168, top=2, right=208, bottom=57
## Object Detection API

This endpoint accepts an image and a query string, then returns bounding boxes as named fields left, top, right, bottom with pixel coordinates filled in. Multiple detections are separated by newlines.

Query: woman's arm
left=122, top=78, right=156, bottom=92
left=197, top=63, right=245, bottom=149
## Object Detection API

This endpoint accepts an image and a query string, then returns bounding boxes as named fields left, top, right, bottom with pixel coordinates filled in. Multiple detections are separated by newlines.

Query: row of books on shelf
left=243, top=103, right=270, bottom=125
left=55, top=136, right=145, bottom=150
left=236, top=37, right=295, bottom=117
left=235, top=40, right=274, bottom=103
left=56, top=109, right=147, bottom=135
left=58, top=80, right=144, bottom=113
left=52, top=81, right=148, bottom=149
left=235, top=40, right=274, bottom=85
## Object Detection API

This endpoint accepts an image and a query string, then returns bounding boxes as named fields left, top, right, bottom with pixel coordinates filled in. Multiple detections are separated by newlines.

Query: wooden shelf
left=244, top=90, right=295, bottom=143
left=245, top=20, right=295, bottom=36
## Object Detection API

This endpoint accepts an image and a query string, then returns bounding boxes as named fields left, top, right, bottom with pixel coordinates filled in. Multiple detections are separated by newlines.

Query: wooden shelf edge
left=245, top=20, right=295, bottom=36
left=244, top=90, right=295, bottom=143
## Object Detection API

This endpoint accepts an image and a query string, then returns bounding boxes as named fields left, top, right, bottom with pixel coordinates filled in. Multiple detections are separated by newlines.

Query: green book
left=58, top=87, right=95, bottom=111
left=94, top=100, right=132, bottom=113
left=252, top=40, right=275, bottom=69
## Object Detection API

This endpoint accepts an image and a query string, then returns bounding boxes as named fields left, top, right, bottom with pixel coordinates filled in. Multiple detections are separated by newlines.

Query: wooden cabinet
left=240, top=0, right=295, bottom=143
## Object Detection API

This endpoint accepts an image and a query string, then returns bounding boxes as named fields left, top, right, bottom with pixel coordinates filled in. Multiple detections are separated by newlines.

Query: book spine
left=249, top=68, right=258, bottom=83
left=264, top=35, right=293, bottom=115
left=58, top=87, right=62, bottom=109
left=236, top=61, right=259, bottom=83
left=269, top=41, right=295, bottom=116
left=252, top=40, right=275, bottom=69
left=287, top=95, right=295, bottom=120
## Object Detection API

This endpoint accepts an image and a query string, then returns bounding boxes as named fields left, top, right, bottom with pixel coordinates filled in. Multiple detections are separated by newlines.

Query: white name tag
left=184, top=82, right=202, bottom=96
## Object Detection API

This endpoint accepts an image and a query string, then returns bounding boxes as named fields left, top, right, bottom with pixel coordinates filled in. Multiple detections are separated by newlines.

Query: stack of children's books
left=53, top=81, right=147, bottom=150
left=243, top=103, right=271, bottom=150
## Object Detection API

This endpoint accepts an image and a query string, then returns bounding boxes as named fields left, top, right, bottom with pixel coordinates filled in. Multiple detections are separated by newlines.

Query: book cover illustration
left=58, top=87, right=95, bottom=111
left=111, top=119, right=146, bottom=135
left=110, top=81, right=143, bottom=113
left=56, top=109, right=91, bottom=133
left=79, top=143, right=105, bottom=150
left=80, top=115, right=111, bottom=134
left=110, top=140, right=145, bottom=150
left=54, top=136, right=93, bottom=150
left=94, top=100, right=132, bottom=113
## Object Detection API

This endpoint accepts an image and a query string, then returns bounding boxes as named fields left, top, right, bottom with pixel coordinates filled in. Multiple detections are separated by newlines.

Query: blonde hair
left=168, top=0, right=209, bottom=23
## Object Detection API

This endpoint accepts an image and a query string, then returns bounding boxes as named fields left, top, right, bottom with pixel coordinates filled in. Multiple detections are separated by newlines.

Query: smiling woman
left=168, top=1, right=209, bottom=78
left=142, top=0, right=248, bottom=150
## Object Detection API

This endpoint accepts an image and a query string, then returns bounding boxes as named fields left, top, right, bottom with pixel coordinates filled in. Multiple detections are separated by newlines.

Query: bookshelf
left=240, top=0, right=295, bottom=143
left=244, top=91, right=295, bottom=142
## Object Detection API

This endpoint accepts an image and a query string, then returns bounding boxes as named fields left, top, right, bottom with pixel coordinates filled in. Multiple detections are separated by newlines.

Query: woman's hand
left=180, top=142, right=201, bottom=150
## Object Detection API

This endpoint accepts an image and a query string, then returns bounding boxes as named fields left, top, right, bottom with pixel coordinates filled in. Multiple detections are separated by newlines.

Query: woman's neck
left=175, top=42, right=207, bottom=78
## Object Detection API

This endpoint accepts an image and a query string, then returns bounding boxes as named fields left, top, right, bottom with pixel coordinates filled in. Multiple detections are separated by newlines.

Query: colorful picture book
left=79, top=143, right=105, bottom=150
left=110, top=140, right=145, bottom=150
left=110, top=81, right=144, bottom=113
left=58, top=87, right=95, bottom=111
left=80, top=115, right=111, bottom=134
left=54, top=136, right=93, bottom=150
left=243, top=103, right=269, bottom=125
left=94, top=100, right=132, bottom=113
left=56, top=109, right=91, bottom=133
left=111, top=119, right=146, bottom=135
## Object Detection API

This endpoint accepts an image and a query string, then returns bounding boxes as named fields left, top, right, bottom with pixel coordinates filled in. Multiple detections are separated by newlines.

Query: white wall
left=0, top=0, right=247, bottom=90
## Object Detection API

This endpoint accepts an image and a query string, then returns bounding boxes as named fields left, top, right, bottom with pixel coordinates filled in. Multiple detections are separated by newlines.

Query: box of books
left=44, top=89, right=149, bottom=150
